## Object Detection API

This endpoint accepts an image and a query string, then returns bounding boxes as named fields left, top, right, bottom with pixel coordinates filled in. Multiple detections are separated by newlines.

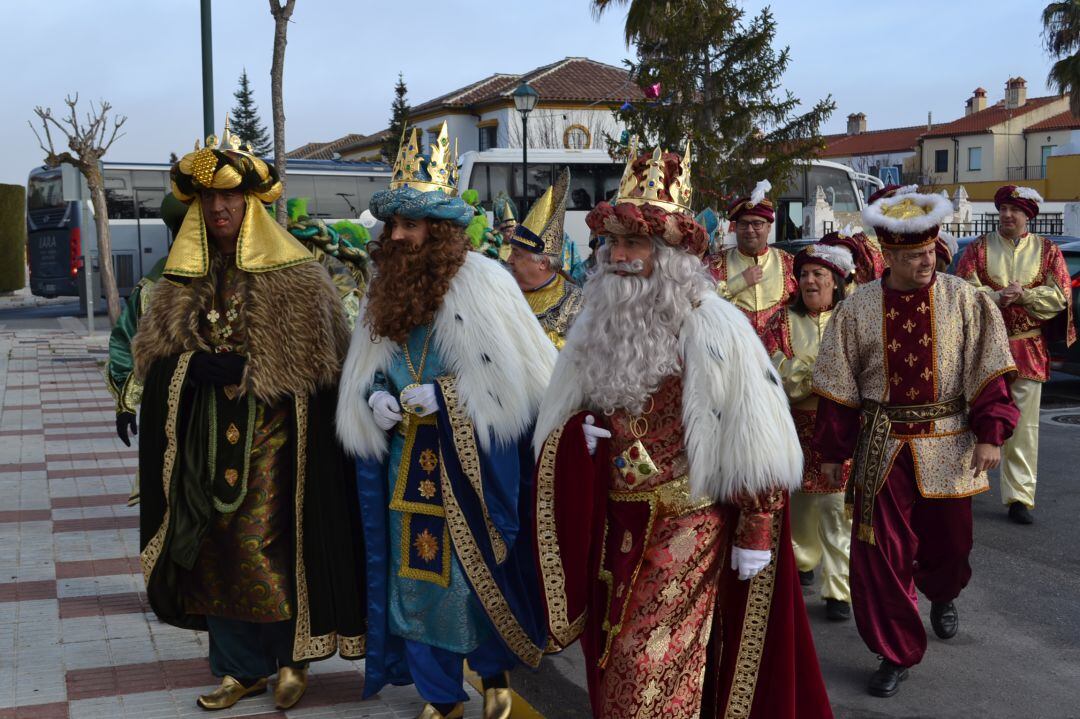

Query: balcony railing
left=1007, top=165, right=1046, bottom=181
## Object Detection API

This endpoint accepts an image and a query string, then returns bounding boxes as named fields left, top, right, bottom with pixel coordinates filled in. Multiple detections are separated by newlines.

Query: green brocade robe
left=138, top=353, right=366, bottom=660
left=134, top=255, right=366, bottom=662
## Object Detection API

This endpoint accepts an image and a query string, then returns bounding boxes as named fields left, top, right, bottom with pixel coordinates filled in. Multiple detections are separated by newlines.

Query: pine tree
left=230, top=69, right=273, bottom=157
left=605, top=1, right=835, bottom=210
left=382, top=73, right=411, bottom=164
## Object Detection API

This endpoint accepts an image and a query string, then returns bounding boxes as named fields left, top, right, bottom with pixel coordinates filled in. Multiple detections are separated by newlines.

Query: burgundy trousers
left=850, top=445, right=973, bottom=668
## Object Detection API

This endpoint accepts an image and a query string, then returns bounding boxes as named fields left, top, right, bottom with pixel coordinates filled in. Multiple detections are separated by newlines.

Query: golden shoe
left=274, top=665, right=308, bottom=709
left=483, top=687, right=513, bottom=719
left=196, top=675, right=267, bottom=710
left=416, top=703, right=464, bottom=719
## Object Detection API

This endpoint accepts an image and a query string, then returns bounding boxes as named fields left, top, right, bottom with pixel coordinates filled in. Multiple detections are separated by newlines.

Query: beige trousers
left=790, top=491, right=851, bottom=602
left=1001, top=377, right=1042, bottom=509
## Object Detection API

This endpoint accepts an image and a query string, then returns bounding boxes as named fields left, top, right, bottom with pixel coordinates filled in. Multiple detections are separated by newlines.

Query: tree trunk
left=269, top=0, right=295, bottom=226
left=85, top=164, right=121, bottom=324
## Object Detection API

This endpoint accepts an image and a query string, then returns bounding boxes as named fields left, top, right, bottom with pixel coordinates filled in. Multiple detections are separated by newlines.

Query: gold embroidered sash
left=850, top=396, right=966, bottom=545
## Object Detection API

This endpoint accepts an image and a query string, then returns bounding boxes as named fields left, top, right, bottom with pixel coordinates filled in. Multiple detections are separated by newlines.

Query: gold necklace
left=400, top=323, right=435, bottom=415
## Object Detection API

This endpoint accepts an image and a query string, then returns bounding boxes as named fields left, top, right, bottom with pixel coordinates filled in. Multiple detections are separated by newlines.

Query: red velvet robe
left=534, top=377, right=832, bottom=718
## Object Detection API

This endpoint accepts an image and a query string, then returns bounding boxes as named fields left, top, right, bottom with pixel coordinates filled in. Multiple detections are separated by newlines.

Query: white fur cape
left=336, top=252, right=558, bottom=460
left=533, top=293, right=803, bottom=502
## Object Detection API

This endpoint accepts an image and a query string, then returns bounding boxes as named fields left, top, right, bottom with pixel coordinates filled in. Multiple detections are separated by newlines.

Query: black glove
left=116, top=412, right=138, bottom=446
left=188, top=352, right=247, bottom=387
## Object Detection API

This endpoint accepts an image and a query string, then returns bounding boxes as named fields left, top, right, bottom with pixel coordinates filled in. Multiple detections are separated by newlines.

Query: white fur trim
left=337, top=252, right=557, bottom=460
left=749, top=179, right=772, bottom=207
left=862, top=192, right=952, bottom=235
left=1013, top=186, right=1044, bottom=203
left=938, top=230, right=958, bottom=257
left=896, top=184, right=918, bottom=196
left=533, top=294, right=803, bottom=501
left=805, top=243, right=855, bottom=276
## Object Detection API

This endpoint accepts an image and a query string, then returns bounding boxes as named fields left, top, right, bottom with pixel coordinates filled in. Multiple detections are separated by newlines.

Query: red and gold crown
left=614, top=136, right=693, bottom=215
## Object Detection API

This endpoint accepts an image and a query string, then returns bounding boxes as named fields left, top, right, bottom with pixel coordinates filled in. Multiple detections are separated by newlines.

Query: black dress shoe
left=868, top=659, right=909, bottom=698
left=1008, top=502, right=1034, bottom=525
left=825, top=598, right=851, bottom=621
left=798, top=570, right=815, bottom=587
left=930, top=600, right=958, bottom=639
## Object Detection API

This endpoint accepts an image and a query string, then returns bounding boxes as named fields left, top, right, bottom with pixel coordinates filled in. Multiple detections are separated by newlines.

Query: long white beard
left=574, top=244, right=714, bottom=415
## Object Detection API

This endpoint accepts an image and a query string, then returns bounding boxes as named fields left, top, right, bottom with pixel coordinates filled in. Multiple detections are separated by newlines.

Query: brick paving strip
left=0, top=329, right=509, bottom=718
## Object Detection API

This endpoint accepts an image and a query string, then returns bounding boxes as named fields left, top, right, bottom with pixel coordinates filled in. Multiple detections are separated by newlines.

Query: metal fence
left=941, top=215, right=1064, bottom=237
left=1006, top=166, right=1047, bottom=181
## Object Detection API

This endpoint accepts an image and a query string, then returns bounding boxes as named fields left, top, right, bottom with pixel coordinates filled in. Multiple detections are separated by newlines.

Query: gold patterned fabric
left=708, top=247, right=797, bottom=337
left=812, top=274, right=1017, bottom=499
left=523, top=275, right=584, bottom=350
left=184, top=401, right=294, bottom=621
left=597, top=506, right=727, bottom=718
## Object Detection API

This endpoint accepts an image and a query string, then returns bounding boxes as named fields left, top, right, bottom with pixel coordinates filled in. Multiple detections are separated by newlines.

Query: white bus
left=26, top=158, right=390, bottom=298
left=458, top=150, right=881, bottom=255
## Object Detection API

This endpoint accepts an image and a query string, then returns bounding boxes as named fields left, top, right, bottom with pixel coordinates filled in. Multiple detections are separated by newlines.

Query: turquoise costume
left=343, top=123, right=547, bottom=715
left=376, top=328, right=490, bottom=652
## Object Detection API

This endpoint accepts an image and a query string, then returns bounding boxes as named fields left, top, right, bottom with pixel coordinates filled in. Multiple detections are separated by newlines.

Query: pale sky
left=0, top=0, right=1056, bottom=186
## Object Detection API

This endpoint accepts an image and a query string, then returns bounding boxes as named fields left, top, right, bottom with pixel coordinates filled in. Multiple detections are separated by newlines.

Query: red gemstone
left=629, top=446, right=640, bottom=459
left=626, top=472, right=636, bottom=484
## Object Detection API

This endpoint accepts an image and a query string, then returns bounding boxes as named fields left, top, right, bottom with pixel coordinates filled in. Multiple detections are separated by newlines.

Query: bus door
left=134, top=186, right=168, bottom=276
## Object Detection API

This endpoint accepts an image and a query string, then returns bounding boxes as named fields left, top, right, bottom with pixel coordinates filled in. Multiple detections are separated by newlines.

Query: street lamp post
left=512, top=81, right=539, bottom=207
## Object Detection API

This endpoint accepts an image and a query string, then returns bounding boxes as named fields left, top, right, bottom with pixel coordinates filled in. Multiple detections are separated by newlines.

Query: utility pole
left=201, top=0, right=214, bottom=138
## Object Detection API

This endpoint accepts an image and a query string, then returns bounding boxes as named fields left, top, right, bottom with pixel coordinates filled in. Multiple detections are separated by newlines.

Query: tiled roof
left=1024, top=110, right=1080, bottom=133
left=921, top=96, right=1062, bottom=138
left=819, top=124, right=936, bottom=158
left=286, top=133, right=369, bottom=159
left=410, top=57, right=642, bottom=114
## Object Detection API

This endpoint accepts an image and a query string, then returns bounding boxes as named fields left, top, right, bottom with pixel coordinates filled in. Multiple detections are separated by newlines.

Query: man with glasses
left=708, top=180, right=796, bottom=337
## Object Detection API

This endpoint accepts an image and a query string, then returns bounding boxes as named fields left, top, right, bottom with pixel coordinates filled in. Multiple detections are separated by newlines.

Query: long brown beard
left=364, top=220, right=468, bottom=343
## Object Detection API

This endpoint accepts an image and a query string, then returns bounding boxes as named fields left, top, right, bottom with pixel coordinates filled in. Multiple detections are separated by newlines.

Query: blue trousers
left=405, top=635, right=514, bottom=703
left=207, top=616, right=306, bottom=680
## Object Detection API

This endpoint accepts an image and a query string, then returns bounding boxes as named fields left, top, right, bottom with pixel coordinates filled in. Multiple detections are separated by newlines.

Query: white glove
left=368, top=390, right=403, bottom=431
left=730, top=547, right=772, bottom=581
left=400, top=384, right=439, bottom=417
left=582, top=415, right=612, bottom=456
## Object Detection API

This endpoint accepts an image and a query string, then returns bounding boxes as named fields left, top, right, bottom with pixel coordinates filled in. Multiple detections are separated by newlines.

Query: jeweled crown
left=186, top=115, right=267, bottom=188
left=390, top=121, right=459, bottom=196
left=615, top=136, right=693, bottom=215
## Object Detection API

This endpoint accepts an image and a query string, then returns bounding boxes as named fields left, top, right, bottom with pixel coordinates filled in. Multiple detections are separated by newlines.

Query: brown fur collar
left=132, top=258, right=350, bottom=404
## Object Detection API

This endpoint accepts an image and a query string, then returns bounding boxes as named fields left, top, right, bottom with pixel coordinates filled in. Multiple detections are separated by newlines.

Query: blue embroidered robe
left=356, top=326, right=545, bottom=698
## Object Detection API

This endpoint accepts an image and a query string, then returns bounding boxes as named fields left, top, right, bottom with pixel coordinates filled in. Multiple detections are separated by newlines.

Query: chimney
left=927, top=111, right=932, bottom=132
left=1005, top=77, right=1027, bottom=109
left=965, top=87, right=988, bottom=116
left=846, top=112, right=867, bottom=135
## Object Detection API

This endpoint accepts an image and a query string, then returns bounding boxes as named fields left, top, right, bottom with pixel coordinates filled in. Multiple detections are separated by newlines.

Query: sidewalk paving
left=0, top=328, right=505, bottom=719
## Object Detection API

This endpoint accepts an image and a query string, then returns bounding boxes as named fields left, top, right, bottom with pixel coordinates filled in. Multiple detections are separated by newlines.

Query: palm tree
left=590, top=0, right=679, bottom=44
left=1043, top=1, right=1080, bottom=114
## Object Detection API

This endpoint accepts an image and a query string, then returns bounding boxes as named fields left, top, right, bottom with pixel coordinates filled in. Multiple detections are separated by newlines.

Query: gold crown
left=187, top=115, right=265, bottom=188
left=615, top=136, right=693, bottom=215
left=390, top=122, right=459, bottom=195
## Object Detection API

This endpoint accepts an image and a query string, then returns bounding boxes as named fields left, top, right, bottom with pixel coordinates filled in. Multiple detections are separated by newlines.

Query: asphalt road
left=514, top=413, right=1080, bottom=718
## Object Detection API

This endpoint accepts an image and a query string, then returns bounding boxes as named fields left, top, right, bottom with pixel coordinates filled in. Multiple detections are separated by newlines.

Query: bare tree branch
left=28, top=94, right=127, bottom=323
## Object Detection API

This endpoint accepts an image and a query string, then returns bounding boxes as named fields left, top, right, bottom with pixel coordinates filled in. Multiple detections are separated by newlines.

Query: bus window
left=564, top=163, right=624, bottom=209
left=135, top=188, right=166, bottom=219
left=806, top=165, right=858, bottom=212
left=104, top=170, right=135, bottom=219
left=355, top=175, right=386, bottom=213
left=28, top=171, right=64, bottom=210
left=465, top=163, right=512, bottom=209
left=314, top=176, right=363, bottom=219
left=512, top=164, right=554, bottom=209
left=287, top=175, right=318, bottom=216
left=132, top=169, right=169, bottom=191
